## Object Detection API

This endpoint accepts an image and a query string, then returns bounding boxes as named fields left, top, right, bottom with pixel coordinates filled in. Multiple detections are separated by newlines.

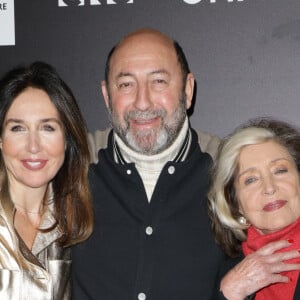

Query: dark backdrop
left=1, top=0, right=300, bottom=137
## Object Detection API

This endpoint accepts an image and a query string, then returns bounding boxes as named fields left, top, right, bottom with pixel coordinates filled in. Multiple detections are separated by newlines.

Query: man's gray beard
left=109, top=96, right=187, bottom=155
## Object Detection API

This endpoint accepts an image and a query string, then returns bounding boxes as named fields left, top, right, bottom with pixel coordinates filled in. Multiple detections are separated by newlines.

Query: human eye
left=151, top=77, right=168, bottom=91
left=154, top=78, right=167, bottom=84
left=9, top=124, right=25, bottom=132
left=118, top=82, right=132, bottom=89
left=42, top=124, right=55, bottom=132
left=116, top=77, right=135, bottom=92
left=274, top=167, right=288, bottom=174
left=272, top=160, right=291, bottom=175
left=118, top=82, right=135, bottom=94
left=41, top=120, right=62, bottom=132
left=244, top=176, right=257, bottom=186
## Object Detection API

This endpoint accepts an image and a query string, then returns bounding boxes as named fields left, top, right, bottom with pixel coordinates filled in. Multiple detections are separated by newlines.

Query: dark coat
left=72, top=129, right=225, bottom=300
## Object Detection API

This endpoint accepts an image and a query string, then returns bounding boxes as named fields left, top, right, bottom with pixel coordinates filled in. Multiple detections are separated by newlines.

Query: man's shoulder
left=88, top=127, right=221, bottom=164
left=88, top=128, right=112, bottom=164
left=193, top=128, right=221, bottom=160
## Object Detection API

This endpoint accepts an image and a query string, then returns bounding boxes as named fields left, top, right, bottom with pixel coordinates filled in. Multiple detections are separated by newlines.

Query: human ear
left=101, top=80, right=110, bottom=109
left=184, top=73, right=194, bottom=109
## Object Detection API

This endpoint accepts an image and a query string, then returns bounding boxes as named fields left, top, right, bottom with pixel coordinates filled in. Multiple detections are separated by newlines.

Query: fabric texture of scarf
left=242, top=218, right=300, bottom=300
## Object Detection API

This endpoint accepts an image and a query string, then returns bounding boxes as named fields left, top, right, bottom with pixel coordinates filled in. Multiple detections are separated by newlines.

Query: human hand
left=220, top=239, right=300, bottom=300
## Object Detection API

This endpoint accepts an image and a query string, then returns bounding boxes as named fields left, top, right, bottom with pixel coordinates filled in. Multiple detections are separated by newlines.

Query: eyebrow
left=4, top=118, right=62, bottom=126
left=116, top=69, right=170, bottom=79
left=148, top=69, right=170, bottom=76
left=116, top=72, right=133, bottom=79
left=237, top=158, right=292, bottom=179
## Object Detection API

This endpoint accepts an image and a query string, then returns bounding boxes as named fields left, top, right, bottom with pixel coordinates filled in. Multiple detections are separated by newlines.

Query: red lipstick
left=263, top=200, right=287, bottom=212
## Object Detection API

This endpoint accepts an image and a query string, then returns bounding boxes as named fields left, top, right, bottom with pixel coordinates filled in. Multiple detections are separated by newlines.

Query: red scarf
left=242, top=218, right=300, bottom=300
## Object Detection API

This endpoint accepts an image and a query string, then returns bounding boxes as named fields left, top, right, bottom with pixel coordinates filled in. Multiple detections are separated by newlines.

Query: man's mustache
left=125, top=109, right=166, bottom=121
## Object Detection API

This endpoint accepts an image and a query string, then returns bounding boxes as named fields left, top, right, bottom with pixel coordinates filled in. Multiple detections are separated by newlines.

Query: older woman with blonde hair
left=209, top=118, right=300, bottom=300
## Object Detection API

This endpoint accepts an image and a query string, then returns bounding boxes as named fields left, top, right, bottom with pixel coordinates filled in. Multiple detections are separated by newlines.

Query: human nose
left=262, top=176, right=276, bottom=195
left=134, top=83, right=152, bottom=110
left=27, top=131, right=41, bottom=153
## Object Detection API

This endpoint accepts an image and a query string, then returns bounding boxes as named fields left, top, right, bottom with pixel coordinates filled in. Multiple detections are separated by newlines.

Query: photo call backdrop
left=0, top=0, right=300, bottom=137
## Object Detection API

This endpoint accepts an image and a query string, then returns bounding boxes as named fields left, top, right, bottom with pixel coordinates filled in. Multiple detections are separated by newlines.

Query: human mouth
left=21, top=159, right=47, bottom=171
left=132, top=117, right=160, bottom=126
left=263, top=200, right=287, bottom=212
left=127, top=110, right=164, bottom=129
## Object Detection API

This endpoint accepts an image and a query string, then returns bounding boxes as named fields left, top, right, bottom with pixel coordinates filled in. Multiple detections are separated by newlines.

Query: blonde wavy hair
left=208, top=118, right=300, bottom=257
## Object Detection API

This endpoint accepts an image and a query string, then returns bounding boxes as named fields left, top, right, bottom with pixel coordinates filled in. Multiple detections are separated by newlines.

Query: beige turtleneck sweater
left=114, top=118, right=189, bottom=202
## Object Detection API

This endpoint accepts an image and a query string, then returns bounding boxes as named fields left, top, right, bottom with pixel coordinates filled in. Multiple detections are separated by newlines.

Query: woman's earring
left=238, top=216, right=249, bottom=226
